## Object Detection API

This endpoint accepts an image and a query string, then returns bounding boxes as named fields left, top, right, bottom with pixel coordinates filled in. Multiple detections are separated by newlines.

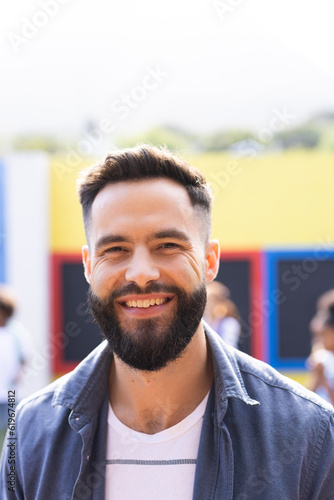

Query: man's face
left=83, top=178, right=219, bottom=371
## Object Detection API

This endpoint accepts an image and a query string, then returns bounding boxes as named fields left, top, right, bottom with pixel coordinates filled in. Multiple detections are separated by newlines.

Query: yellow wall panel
left=51, top=151, right=334, bottom=252
left=191, top=151, right=334, bottom=248
left=50, top=156, right=92, bottom=252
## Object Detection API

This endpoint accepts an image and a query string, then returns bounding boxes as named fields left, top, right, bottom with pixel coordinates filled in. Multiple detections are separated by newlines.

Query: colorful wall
left=49, top=151, right=334, bottom=384
left=1, top=150, right=334, bottom=394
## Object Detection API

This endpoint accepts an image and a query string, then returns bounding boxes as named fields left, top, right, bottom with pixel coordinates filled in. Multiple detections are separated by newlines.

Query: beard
left=87, top=281, right=207, bottom=372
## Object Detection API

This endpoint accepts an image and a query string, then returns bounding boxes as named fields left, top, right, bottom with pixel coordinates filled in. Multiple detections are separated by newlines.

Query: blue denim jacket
left=1, top=323, right=334, bottom=499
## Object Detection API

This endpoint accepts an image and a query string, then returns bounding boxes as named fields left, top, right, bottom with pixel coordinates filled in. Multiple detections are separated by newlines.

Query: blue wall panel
left=264, top=249, right=334, bottom=370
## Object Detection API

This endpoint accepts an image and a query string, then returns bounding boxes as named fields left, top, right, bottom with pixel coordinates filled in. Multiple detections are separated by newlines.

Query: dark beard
left=87, top=282, right=207, bottom=372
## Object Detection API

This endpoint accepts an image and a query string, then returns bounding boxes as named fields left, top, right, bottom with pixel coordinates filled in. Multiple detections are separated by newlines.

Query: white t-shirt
left=207, top=316, right=240, bottom=348
left=105, top=392, right=209, bottom=500
left=313, top=348, right=334, bottom=403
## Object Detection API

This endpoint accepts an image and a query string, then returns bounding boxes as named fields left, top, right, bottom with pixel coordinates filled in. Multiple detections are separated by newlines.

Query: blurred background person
left=204, top=281, right=241, bottom=349
left=309, top=288, right=334, bottom=350
left=0, top=285, right=31, bottom=449
left=308, top=302, right=334, bottom=405
left=307, top=289, right=334, bottom=378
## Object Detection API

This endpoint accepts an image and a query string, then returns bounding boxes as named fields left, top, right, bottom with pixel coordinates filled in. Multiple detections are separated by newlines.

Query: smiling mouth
left=120, top=297, right=172, bottom=309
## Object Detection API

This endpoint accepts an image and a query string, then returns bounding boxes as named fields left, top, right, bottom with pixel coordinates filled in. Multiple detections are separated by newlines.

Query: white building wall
left=4, top=152, right=50, bottom=399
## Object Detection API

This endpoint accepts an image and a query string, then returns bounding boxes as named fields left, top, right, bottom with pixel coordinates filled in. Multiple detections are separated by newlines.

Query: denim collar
left=203, top=321, right=259, bottom=423
left=52, top=340, right=113, bottom=430
left=52, top=320, right=259, bottom=429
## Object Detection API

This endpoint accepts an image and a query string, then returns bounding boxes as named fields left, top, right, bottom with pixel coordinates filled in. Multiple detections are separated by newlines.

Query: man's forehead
left=92, top=178, right=192, bottom=208
left=92, top=178, right=193, bottom=216
left=87, top=178, right=207, bottom=245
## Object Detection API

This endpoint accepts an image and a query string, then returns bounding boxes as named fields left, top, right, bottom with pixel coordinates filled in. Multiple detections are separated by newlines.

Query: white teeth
left=124, top=297, right=169, bottom=308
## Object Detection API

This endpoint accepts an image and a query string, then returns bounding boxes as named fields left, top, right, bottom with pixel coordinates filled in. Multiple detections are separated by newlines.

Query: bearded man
left=1, top=145, right=334, bottom=499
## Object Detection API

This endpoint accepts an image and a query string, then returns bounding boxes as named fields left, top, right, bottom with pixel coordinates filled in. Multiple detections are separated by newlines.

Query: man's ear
left=82, top=245, right=91, bottom=284
left=204, top=239, right=220, bottom=283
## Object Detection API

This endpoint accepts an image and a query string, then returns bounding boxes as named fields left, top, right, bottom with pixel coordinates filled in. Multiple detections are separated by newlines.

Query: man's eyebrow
left=150, top=229, right=191, bottom=243
left=95, top=234, right=133, bottom=250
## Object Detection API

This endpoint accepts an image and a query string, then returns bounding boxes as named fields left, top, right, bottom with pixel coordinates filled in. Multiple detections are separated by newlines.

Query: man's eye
left=106, top=246, right=124, bottom=252
left=161, top=243, right=179, bottom=249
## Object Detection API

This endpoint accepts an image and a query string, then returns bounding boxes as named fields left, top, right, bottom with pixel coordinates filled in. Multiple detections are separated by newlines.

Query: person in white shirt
left=204, top=280, right=241, bottom=348
left=308, top=303, right=334, bottom=404
left=0, top=286, right=26, bottom=449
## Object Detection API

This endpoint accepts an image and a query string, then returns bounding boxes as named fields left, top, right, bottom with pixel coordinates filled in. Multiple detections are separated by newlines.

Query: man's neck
left=108, top=324, right=213, bottom=434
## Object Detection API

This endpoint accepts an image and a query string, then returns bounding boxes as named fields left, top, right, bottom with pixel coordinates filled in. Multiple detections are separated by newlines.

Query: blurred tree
left=9, top=110, right=334, bottom=155
left=115, top=126, right=197, bottom=152
left=274, top=127, right=321, bottom=149
left=318, top=125, right=334, bottom=150
left=201, top=130, right=254, bottom=151
left=12, top=136, right=63, bottom=153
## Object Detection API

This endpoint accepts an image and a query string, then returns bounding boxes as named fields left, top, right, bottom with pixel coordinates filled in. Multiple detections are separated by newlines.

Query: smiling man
left=1, top=145, right=334, bottom=499
left=83, top=177, right=216, bottom=380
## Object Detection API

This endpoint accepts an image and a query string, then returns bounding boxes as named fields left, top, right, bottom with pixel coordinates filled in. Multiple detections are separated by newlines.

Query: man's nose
left=125, top=248, right=160, bottom=287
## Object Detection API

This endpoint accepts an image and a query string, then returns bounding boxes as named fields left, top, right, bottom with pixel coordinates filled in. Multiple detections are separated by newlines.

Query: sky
left=1, top=0, right=334, bottom=140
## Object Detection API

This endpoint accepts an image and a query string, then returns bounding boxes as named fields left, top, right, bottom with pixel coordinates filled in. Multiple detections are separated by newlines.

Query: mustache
left=89, top=283, right=184, bottom=303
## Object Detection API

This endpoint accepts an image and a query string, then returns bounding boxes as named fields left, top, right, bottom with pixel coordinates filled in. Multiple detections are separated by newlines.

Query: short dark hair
left=77, top=144, right=213, bottom=241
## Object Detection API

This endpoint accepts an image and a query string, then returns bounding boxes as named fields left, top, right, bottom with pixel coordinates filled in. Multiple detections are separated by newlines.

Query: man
left=1, top=145, right=334, bottom=499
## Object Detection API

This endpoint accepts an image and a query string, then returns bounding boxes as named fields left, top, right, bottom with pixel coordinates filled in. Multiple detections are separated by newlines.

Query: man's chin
left=111, top=323, right=172, bottom=348
left=116, top=312, right=174, bottom=335
left=88, top=281, right=207, bottom=371
left=103, top=319, right=190, bottom=372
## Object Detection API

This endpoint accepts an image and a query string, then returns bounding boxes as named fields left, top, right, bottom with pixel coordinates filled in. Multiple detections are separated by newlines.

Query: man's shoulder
left=17, top=372, right=71, bottom=413
left=17, top=339, right=112, bottom=419
left=232, top=345, right=334, bottom=415
left=206, top=337, right=334, bottom=499
left=205, top=323, right=333, bottom=416
left=205, top=324, right=334, bottom=415
left=14, top=372, right=74, bottom=439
